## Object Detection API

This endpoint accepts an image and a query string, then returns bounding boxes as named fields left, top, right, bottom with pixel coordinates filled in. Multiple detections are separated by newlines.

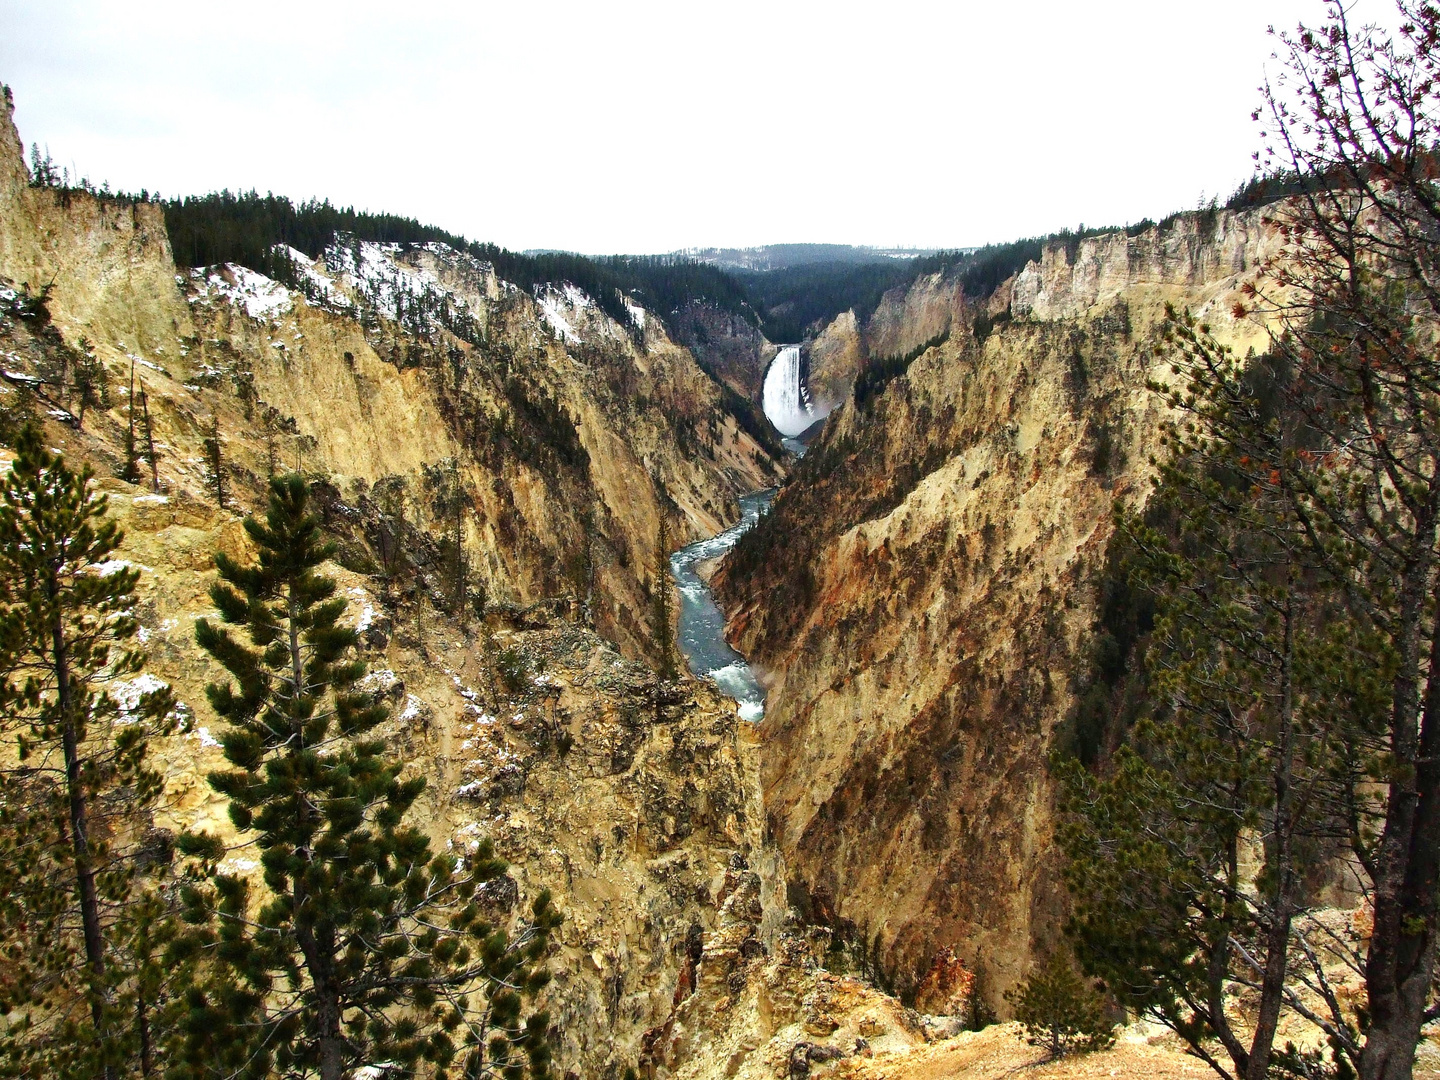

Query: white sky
left=0, top=0, right=1331, bottom=254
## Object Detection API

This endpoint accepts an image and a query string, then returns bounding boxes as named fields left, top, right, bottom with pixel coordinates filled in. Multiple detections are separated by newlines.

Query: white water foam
left=669, top=489, right=775, bottom=721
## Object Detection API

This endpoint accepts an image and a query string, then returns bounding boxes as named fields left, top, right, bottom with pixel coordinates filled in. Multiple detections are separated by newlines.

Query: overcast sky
left=1, top=0, right=1329, bottom=254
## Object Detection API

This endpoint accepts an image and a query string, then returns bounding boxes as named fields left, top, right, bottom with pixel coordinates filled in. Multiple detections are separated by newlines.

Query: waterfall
left=762, top=345, right=814, bottom=438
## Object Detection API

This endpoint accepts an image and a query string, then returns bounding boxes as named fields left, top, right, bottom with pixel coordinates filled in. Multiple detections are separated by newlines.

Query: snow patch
left=347, top=587, right=377, bottom=633
left=358, top=668, right=401, bottom=694
left=109, top=672, right=169, bottom=715
left=202, top=265, right=293, bottom=320
left=94, top=558, right=152, bottom=577
left=277, top=245, right=349, bottom=309
left=534, top=283, right=592, bottom=345
left=125, top=352, right=166, bottom=374
left=192, top=726, right=222, bottom=749
left=325, top=239, right=449, bottom=326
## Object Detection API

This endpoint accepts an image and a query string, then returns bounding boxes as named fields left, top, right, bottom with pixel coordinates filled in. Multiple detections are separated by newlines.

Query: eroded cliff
left=0, top=87, right=782, bottom=663
left=0, top=86, right=796, bottom=1078
left=0, top=78, right=1314, bottom=1079
left=715, top=210, right=1278, bottom=1009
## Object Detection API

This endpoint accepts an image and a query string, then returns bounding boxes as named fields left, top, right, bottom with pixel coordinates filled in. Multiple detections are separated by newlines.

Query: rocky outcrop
left=860, top=270, right=964, bottom=363
left=715, top=212, right=1276, bottom=1010
left=804, top=311, right=862, bottom=419
left=0, top=89, right=192, bottom=358
left=670, top=299, right=773, bottom=403
left=1011, top=209, right=1277, bottom=322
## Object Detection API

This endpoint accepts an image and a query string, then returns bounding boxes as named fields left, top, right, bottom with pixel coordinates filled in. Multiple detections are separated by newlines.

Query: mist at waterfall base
left=670, top=489, right=774, bottom=721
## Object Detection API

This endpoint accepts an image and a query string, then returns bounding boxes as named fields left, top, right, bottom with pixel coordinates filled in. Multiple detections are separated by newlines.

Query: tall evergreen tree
left=200, top=418, right=226, bottom=511
left=1057, top=309, right=1374, bottom=1080
left=1003, top=950, right=1115, bottom=1060
left=181, top=475, right=558, bottom=1080
left=1244, top=6, right=1440, bottom=1075
left=370, top=475, right=409, bottom=588
left=0, top=426, right=175, bottom=1078
left=122, top=360, right=140, bottom=484
left=71, top=340, right=105, bottom=432
left=422, top=460, right=468, bottom=625
left=139, top=384, right=159, bottom=493
left=651, top=513, right=676, bottom=682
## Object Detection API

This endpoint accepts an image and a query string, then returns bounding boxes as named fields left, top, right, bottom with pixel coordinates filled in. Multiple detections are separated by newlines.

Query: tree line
left=160, top=192, right=756, bottom=339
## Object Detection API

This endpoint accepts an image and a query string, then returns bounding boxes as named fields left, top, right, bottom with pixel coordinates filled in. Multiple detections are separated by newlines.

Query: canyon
left=0, top=79, right=1372, bottom=1080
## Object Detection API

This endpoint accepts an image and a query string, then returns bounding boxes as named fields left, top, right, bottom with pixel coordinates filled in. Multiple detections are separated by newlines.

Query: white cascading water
left=762, top=345, right=815, bottom=438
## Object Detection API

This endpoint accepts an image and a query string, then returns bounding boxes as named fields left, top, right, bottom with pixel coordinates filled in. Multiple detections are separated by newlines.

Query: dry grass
left=830, top=1022, right=1440, bottom=1080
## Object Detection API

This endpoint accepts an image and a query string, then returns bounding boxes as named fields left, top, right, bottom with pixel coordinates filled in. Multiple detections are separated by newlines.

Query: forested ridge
left=152, top=181, right=1309, bottom=358
left=162, top=191, right=758, bottom=336
left=29, top=136, right=1305, bottom=361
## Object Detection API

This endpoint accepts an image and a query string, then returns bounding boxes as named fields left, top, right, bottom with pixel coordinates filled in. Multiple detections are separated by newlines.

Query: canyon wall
left=716, top=209, right=1278, bottom=1008
left=0, top=79, right=1306, bottom=1077
left=0, top=89, right=799, bottom=1078
left=805, top=310, right=863, bottom=418
left=669, top=298, right=775, bottom=403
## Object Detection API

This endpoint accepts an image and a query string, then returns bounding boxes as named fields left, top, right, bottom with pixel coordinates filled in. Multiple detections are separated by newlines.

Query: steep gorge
left=716, top=210, right=1278, bottom=1008
left=0, top=86, right=780, bottom=663
left=0, top=85, right=798, bottom=1079
left=0, top=74, right=1327, bottom=1079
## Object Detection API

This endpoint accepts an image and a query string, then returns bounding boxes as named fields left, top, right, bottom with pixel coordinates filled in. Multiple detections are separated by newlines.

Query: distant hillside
left=682, top=243, right=945, bottom=272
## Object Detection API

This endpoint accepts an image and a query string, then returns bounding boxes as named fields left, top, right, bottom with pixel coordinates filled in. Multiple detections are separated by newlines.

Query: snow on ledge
left=199, top=265, right=293, bottom=320
left=534, top=282, right=592, bottom=345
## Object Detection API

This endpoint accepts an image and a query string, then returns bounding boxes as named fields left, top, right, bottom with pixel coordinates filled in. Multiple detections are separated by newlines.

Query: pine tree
left=566, top=506, right=595, bottom=626
left=422, top=460, right=467, bottom=625
left=1249, top=9, right=1440, bottom=1074
left=0, top=426, right=176, bottom=1078
left=201, top=417, right=226, bottom=510
left=139, top=384, right=159, bottom=493
left=1004, top=951, right=1114, bottom=1059
left=371, top=474, right=411, bottom=601
left=123, top=359, right=140, bottom=483
left=651, top=513, right=676, bottom=682
left=71, top=340, right=106, bottom=431
left=1058, top=311, right=1376, bottom=1080
left=181, top=474, right=558, bottom=1080
left=259, top=405, right=286, bottom=480
left=451, top=485, right=467, bottom=631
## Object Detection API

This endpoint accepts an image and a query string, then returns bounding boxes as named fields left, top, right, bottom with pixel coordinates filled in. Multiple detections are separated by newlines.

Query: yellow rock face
left=717, top=209, right=1279, bottom=1012
left=0, top=82, right=1341, bottom=1080
left=0, top=86, right=794, bottom=1077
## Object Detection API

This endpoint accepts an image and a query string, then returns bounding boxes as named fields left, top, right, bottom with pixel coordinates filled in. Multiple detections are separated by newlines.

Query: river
left=669, top=488, right=775, bottom=720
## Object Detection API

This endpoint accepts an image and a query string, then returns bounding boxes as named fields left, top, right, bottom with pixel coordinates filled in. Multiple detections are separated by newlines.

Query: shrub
left=497, top=646, right=529, bottom=693
left=1004, top=951, right=1115, bottom=1058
